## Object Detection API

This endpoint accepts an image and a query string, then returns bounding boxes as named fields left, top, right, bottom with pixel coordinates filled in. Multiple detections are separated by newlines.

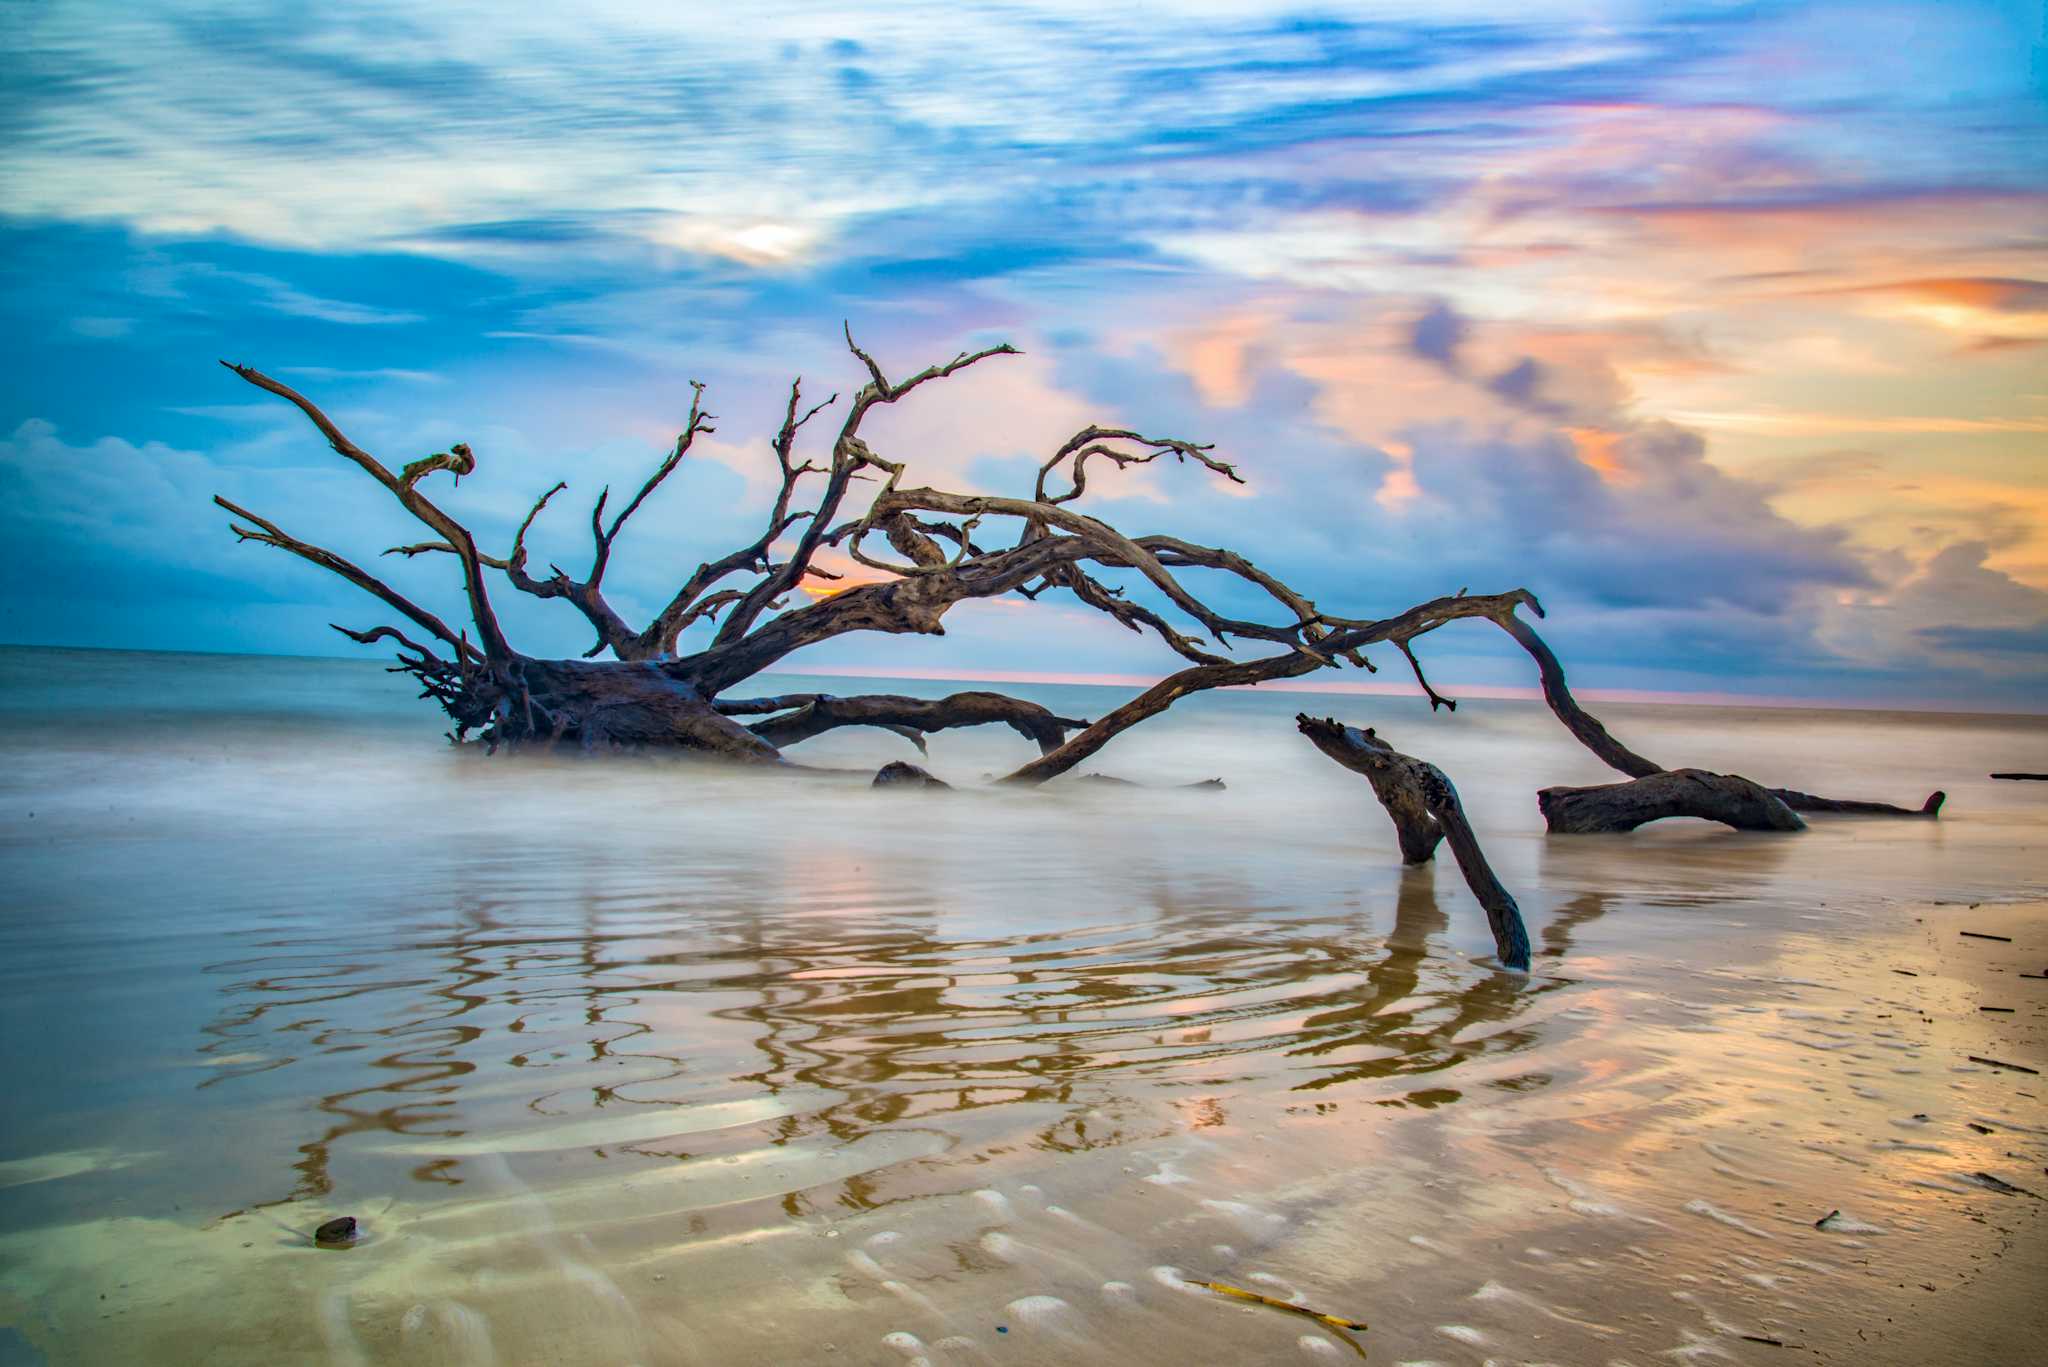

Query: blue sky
left=3, top=1, right=2045, bottom=707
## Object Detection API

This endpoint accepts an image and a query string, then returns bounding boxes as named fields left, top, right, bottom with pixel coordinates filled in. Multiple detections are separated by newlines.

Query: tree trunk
left=505, top=659, right=783, bottom=760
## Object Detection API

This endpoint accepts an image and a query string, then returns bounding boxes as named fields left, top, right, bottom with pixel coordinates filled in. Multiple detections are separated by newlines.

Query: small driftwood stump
left=872, top=761, right=950, bottom=789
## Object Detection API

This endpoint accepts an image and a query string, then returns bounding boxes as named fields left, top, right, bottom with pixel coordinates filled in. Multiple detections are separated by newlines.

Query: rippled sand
left=1, top=649, right=2043, bottom=1364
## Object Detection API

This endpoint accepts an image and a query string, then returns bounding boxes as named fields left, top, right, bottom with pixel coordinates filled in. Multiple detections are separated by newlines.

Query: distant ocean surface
left=1, top=644, right=2043, bottom=1364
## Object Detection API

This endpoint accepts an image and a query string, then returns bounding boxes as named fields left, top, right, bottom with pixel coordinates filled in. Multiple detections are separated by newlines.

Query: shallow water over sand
left=1, top=647, right=2044, bottom=1364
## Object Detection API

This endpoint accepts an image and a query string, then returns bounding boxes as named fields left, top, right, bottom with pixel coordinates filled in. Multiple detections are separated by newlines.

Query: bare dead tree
left=214, top=330, right=1570, bottom=781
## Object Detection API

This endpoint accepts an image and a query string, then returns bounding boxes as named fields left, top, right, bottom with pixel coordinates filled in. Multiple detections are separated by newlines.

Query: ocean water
left=0, top=645, right=2043, bottom=1364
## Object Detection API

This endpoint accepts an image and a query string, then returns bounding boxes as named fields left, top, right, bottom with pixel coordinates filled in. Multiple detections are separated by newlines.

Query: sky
left=2, top=0, right=2044, bottom=709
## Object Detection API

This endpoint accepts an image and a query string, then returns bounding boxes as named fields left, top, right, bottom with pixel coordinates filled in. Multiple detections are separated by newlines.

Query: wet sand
left=1, top=648, right=2044, bottom=1364
left=4, top=891, right=2040, bottom=1365
left=1855, top=900, right=2046, bottom=1366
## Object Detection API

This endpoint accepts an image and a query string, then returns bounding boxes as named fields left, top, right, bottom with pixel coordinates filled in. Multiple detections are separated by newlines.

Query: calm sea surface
left=0, top=645, right=2043, bottom=1364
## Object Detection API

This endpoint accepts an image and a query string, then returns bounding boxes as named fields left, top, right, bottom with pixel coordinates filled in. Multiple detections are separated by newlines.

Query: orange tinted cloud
left=1807, top=276, right=2048, bottom=348
left=1852, top=277, right=2048, bottom=312
left=1604, top=190, right=2048, bottom=277
left=1670, top=409, right=2048, bottom=436
left=789, top=546, right=898, bottom=599
left=1564, top=426, right=1632, bottom=484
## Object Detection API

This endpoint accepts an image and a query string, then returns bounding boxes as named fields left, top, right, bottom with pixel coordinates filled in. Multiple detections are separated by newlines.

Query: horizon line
left=5, top=639, right=2037, bottom=720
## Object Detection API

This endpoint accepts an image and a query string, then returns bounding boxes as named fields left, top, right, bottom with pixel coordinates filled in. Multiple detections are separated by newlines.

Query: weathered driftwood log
left=1475, top=603, right=1945, bottom=821
left=1538, top=769, right=1805, bottom=834
left=1297, top=715, right=1531, bottom=971
left=1075, top=774, right=1227, bottom=790
left=716, top=691, right=1087, bottom=755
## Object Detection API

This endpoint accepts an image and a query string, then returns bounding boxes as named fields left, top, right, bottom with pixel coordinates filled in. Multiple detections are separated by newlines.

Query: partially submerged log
left=717, top=691, right=1087, bottom=755
left=1474, top=596, right=1945, bottom=824
left=1538, top=769, right=1805, bottom=834
left=1075, top=774, right=1227, bottom=790
left=1298, top=715, right=1531, bottom=971
left=1768, top=786, right=1944, bottom=817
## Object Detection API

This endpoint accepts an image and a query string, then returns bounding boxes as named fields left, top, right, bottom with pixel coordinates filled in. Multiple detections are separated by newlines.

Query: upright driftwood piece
left=1297, top=717, right=1444, bottom=864
left=1297, top=716, right=1531, bottom=970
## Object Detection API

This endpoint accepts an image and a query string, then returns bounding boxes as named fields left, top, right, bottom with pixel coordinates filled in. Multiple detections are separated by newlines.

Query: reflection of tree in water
left=1540, top=892, right=1612, bottom=960
left=198, top=888, right=695, bottom=1206
left=722, top=870, right=1571, bottom=1203
left=1284, top=868, right=1572, bottom=1098
left=197, top=868, right=1573, bottom=1215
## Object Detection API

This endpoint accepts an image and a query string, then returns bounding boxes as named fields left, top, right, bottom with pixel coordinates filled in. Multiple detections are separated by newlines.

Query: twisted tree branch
left=222, top=363, right=512, bottom=661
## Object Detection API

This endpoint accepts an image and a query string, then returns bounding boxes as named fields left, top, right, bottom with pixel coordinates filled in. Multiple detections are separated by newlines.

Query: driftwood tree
left=216, top=330, right=1941, bottom=972
left=215, top=330, right=1565, bottom=785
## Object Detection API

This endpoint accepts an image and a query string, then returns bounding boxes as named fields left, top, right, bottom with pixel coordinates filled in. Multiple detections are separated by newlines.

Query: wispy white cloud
left=0, top=2, right=1713, bottom=261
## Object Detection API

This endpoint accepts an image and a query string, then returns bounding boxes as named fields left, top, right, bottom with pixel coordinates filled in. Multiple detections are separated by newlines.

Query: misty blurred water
left=0, top=645, right=2043, bottom=1364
